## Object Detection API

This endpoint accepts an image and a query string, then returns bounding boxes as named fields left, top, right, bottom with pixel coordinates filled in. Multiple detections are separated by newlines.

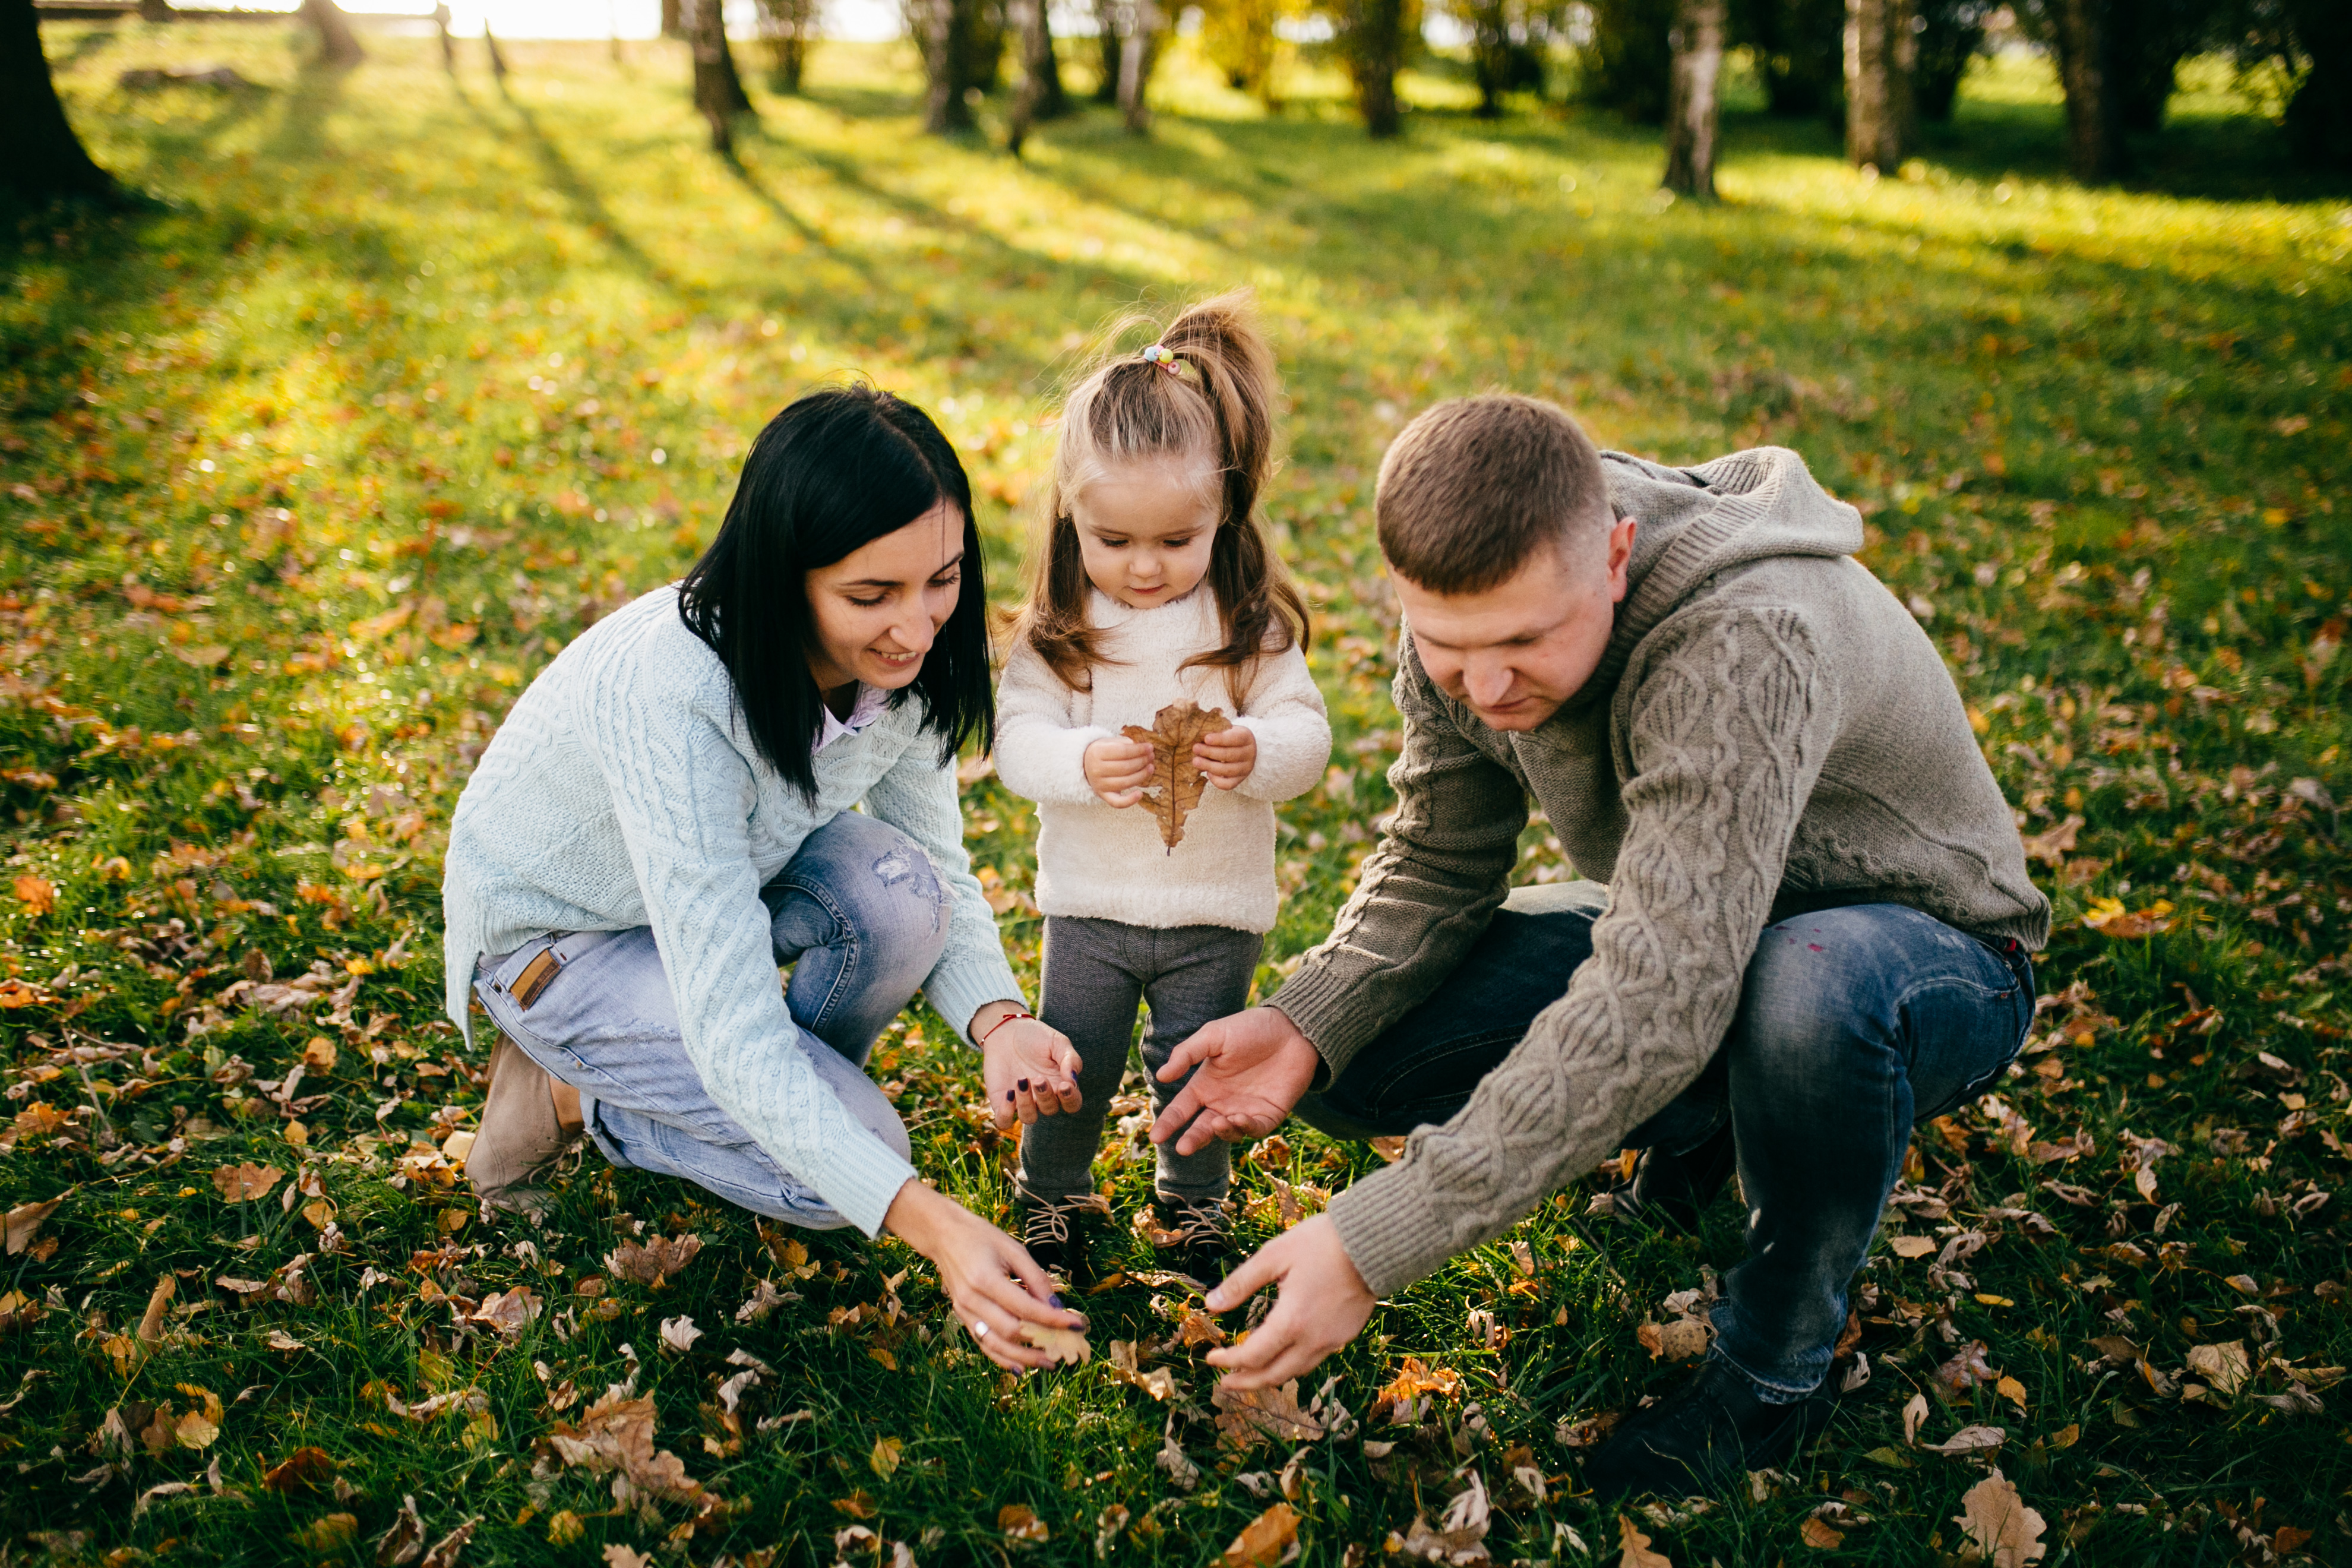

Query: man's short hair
left=1376, top=394, right=1614, bottom=595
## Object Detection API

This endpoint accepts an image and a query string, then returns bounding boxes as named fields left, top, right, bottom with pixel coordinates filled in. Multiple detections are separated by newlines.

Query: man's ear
left=1606, top=515, right=1638, bottom=602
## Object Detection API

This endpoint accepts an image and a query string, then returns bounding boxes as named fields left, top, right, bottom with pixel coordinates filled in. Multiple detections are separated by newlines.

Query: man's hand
left=1082, top=735, right=1153, bottom=808
left=974, top=1003, right=1083, bottom=1130
left=1193, top=725, right=1257, bottom=791
left=1203, top=1216, right=1374, bottom=1390
left=1150, top=1006, right=1320, bottom=1155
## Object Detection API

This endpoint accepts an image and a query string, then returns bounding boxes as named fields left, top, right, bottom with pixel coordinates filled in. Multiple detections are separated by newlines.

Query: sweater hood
left=1573, top=445, right=1864, bottom=709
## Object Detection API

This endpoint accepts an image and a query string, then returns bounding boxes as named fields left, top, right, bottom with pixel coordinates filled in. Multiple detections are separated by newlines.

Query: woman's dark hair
left=678, top=384, right=993, bottom=798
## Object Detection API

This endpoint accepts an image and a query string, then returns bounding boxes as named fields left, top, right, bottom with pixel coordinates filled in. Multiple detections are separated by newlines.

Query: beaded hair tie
left=1139, top=343, right=1193, bottom=379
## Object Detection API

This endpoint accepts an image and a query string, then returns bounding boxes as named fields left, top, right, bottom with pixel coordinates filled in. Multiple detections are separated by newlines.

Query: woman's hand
left=1082, top=735, right=1153, bottom=807
left=973, top=1002, right=1083, bottom=1128
left=883, top=1180, right=1085, bottom=1372
left=1194, top=725, right=1257, bottom=791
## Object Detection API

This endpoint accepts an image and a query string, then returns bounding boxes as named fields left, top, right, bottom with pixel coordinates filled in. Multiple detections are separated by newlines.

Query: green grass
left=1, top=18, right=2348, bottom=1565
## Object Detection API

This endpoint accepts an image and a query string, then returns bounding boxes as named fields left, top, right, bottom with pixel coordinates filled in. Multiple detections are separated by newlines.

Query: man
left=1149, top=396, right=2046, bottom=1498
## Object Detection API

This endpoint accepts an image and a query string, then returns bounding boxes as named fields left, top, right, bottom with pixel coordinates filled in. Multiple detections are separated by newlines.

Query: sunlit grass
left=1, top=21, right=2347, bottom=1566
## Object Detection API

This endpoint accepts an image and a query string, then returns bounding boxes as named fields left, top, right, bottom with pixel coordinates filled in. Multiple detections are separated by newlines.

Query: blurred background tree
left=1200, top=0, right=1294, bottom=107
left=1730, top=0, right=1841, bottom=118
left=1327, top=0, right=1418, bottom=135
left=1440, top=0, right=1560, bottom=116
left=5, top=0, right=119, bottom=207
left=1579, top=0, right=1676, bottom=122
left=755, top=0, right=823, bottom=91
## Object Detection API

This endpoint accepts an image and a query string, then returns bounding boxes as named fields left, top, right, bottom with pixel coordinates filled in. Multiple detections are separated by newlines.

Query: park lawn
left=2, top=17, right=2348, bottom=1565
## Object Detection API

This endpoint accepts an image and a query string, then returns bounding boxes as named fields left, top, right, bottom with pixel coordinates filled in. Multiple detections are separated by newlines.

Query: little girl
left=995, top=292, right=1332, bottom=1281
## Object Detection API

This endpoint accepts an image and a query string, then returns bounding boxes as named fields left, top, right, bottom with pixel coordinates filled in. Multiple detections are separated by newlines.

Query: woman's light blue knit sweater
left=441, top=586, right=1022, bottom=1237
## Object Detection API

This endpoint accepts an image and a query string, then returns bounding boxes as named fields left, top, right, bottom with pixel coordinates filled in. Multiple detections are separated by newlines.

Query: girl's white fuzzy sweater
left=995, top=588, right=1332, bottom=934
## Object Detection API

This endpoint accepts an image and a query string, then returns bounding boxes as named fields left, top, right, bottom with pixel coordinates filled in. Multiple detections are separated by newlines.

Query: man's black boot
left=1623, top=1123, right=1738, bottom=1234
left=1583, top=1358, right=1839, bottom=1501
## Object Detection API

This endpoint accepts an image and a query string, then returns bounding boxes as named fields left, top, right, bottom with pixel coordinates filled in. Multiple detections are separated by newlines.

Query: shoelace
left=1161, top=1201, right=1230, bottom=1247
left=1023, top=1196, right=1102, bottom=1248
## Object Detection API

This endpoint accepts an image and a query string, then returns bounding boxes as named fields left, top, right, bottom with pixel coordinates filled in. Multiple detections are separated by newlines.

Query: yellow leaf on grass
left=212, top=1163, right=284, bottom=1203
left=4, top=1197, right=61, bottom=1256
left=1800, top=1516, right=1844, bottom=1549
left=1377, top=1356, right=1462, bottom=1407
left=1618, top=1513, right=1674, bottom=1567
left=870, top=1436, right=903, bottom=1478
left=1889, top=1234, right=1937, bottom=1259
left=999, top=1503, right=1049, bottom=1542
left=301, top=1036, right=339, bottom=1070
left=1219, top=1501, right=1300, bottom=1567
left=1953, top=1469, right=2046, bottom=1567
left=1996, top=1374, right=2028, bottom=1409
left=11, top=876, right=55, bottom=916
left=2185, top=1341, right=2250, bottom=1396
left=546, top=1510, right=584, bottom=1545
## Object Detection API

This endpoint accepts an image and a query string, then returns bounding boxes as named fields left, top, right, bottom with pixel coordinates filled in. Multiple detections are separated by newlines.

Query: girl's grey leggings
left=1014, top=914, right=1263, bottom=1206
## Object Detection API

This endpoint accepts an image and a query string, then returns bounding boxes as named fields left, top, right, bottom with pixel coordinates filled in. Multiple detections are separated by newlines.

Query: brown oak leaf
left=1120, top=700, right=1227, bottom=852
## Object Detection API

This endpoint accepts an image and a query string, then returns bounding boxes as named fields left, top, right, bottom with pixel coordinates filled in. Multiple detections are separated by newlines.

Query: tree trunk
left=662, top=0, right=684, bottom=38
left=138, top=0, right=174, bottom=21
left=692, top=0, right=754, bottom=149
left=1006, top=0, right=1041, bottom=151
left=1117, top=0, right=1161, bottom=132
left=1, top=0, right=119, bottom=208
left=1092, top=0, right=1123, bottom=102
left=1842, top=0, right=1908, bottom=168
left=2051, top=0, right=2123, bottom=182
left=301, top=0, right=366, bottom=69
left=2281, top=0, right=2352, bottom=170
left=1340, top=0, right=1407, bottom=137
left=1030, top=0, right=1069, bottom=118
left=484, top=20, right=508, bottom=79
left=432, top=2, right=456, bottom=74
left=1662, top=0, right=1725, bottom=197
left=907, top=0, right=982, bottom=131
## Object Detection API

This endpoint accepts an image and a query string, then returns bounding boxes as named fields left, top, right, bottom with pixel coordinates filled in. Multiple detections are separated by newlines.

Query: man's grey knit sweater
left=1269, top=447, right=2050, bottom=1298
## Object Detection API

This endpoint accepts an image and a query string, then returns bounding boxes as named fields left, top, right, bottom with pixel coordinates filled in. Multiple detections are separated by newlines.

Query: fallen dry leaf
left=1799, top=1515, right=1844, bottom=1550
left=1177, top=1309, right=1227, bottom=1349
left=4, top=1197, right=61, bottom=1256
left=11, top=875, right=55, bottom=916
left=1017, top=1321, right=1091, bottom=1365
left=999, top=1503, right=1049, bottom=1542
left=2185, top=1340, right=2250, bottom=1396
left=261, top=1446, right=336, bottom=1494
left=1213, top=1378, right=1323, bottom=1449
left=295, top=1513, right=361, bottom=1553
left=1617, top=1513, right=1673, bottom=1568
left=870, top=1436, right=903, bottom=1479
left=212, top=1163, right=284, bottom=1203
left=1120, top=700, right=1226, bottom=851
left=1637, top=1318, right=1711, bottom=1362
left=1952, top=1469, right=2045, bottom=1566
left=1107, top=1340, right=1177, bottom=1400
left=1888, top=1234, right=1937, bottom=1259
left=420, top=1516, right=480, bottom=1568
left=1902, top=1392, right=1929, bottom=1446
left=1220, top=1501, right=1300, bottom=1567
left=538, top=1391, right=710, bottom=1511
left=1922, top=1425, right=2008, bottom=1456
left=602, top=1547, right=652, bottom=1568
left=1393, top=1469, right=1490, bottom=1564
left=1377, top=1356, right=1463, bottom=1408
left=605, top=1232, right=702, bottom=1286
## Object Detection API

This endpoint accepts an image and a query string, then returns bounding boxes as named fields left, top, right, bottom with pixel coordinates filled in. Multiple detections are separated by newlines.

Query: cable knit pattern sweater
left=441, top=586, right=1023, bottom=1239
left=1269, top=448, right=2051, bottom=1298
left=995, top=588, right=1332, bottom=934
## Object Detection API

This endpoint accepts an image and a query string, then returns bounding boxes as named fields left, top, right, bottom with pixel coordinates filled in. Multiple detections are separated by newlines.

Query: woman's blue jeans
left=473, top=811, right=949, bottom=1229
left=1294, top=881, right=2035, bottom=1401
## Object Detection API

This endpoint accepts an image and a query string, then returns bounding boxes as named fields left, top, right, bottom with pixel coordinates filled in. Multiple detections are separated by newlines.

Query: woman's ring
left=970, top=1320, right=989, bottom=1339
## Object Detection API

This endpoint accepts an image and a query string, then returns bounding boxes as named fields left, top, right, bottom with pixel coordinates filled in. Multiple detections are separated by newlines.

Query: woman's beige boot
left=466, top=1038, right=584, bottom=1217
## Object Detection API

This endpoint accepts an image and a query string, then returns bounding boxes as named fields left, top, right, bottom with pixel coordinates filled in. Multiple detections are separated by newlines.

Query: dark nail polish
left=1048, top=1293, right=1064, bottom=1309
left=1006, top=1089, right=1016, bottom=1101
left=1018, top=1078, right=1030, bottom=1091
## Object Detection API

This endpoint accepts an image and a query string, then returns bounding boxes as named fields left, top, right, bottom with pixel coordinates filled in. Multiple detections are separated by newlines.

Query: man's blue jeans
left=1295, top=881, right=2035, bottom=1401
left=473, top=811, right=949, bottom=1229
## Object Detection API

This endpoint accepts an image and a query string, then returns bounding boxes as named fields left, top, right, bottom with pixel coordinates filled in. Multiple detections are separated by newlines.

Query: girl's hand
left=978, top=1011, right=1084, bottom=1129
left=1083, top=735, right=1153, bottom=807
left=883, top=1180, right=1085, bottom=1373
left=1194, top=725, right=1257, bottom=791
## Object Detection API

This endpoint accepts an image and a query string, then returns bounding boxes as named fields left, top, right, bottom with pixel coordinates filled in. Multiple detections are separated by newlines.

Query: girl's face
left=1068, top=457, right=1219, bottom=611
left=803, top=500, right=965, bottom=694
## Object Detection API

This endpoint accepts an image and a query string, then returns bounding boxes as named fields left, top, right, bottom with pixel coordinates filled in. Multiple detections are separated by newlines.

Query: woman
left=442, top=384, right=1087, bottom=1370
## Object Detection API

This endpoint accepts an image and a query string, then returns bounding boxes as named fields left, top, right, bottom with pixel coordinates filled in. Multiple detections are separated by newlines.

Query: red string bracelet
left=977, top=1009, right=1034, bottom=1047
